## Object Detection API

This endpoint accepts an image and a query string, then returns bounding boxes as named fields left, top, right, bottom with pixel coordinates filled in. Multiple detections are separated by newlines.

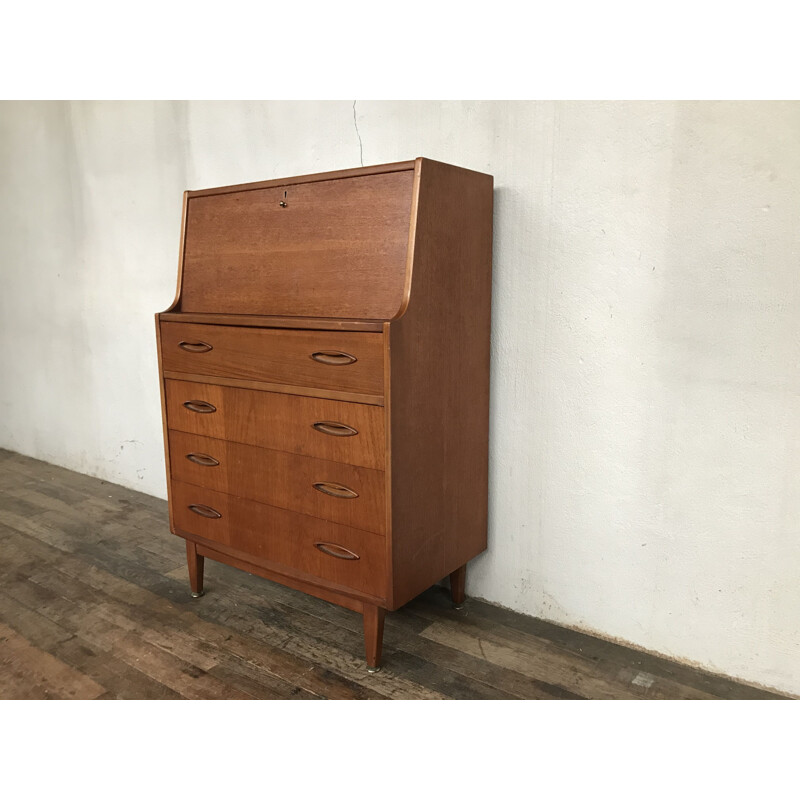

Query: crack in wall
left=352, top=100, right=364, bottom=166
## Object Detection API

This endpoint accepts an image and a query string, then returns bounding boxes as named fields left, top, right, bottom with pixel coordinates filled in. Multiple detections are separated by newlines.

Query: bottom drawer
left=171, top=481, right=386, bottom=598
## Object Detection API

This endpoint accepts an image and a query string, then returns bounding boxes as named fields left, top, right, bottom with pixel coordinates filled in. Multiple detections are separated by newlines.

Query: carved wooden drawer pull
left=310, top=351, right=358, bottom=366
left=188, top=504, right=222, bottom=519
left=185, top=453, right=220, bottom=467
left=311, top=421, right=359, bottom=437
left=178, top=341, right=213, bottom=353
left=183, top=400, right=217, bottom=414
left=313, top=482, right=359, bottom=499
left=314, top=542, right=360, bottom=560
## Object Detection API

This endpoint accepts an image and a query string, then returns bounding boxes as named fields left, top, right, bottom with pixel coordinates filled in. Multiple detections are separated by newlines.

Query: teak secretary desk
left=156, top=157, right=493, bottom=670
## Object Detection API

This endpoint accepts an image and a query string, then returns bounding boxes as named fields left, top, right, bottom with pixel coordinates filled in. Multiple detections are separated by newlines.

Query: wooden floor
left=0, top=449, right=784, bottom=700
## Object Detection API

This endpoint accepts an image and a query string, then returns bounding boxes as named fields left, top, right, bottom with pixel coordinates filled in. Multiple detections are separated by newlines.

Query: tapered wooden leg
left=186, top=540, right=205, bottom=598
left=450, top=563, right=467, bottom=608
left=363, top=604, right=386, bottom=672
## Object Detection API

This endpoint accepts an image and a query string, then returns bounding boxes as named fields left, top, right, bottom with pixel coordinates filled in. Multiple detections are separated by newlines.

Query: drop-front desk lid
left=176, top=160, right=419, bottom=321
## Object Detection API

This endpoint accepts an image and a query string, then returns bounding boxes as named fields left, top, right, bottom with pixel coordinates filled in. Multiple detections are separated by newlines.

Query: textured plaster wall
left=1, top=100, right=798, bottom=695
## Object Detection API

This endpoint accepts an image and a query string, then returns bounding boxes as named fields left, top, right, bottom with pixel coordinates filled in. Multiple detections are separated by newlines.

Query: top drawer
left=160, top=322, right=384, bottom=396
left=180, top=171, right=415, bottom=319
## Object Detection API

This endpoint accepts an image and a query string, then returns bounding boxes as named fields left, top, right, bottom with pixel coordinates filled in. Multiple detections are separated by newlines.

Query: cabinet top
left=184, top=157, right=490, bottom=199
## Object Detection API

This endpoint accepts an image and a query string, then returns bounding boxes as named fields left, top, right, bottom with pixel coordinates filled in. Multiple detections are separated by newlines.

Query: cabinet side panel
left=389, top=159, right=493, bottom=609
left=165, top=191, right=188, bottom=313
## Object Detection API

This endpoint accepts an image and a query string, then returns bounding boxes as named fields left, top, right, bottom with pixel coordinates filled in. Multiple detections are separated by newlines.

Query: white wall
left=1, top=100, right=798, bottom=696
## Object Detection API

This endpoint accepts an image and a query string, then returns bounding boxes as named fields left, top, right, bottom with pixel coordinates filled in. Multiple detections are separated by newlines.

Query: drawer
left=169, top=430, right=385, bottom=534
left=171, top=481, right=386, bottom=598
left=160, top=322, right=384, bottom=396
left=180, top=170, right=414, bottom=319
left=164, top=379, right=384, bottom=470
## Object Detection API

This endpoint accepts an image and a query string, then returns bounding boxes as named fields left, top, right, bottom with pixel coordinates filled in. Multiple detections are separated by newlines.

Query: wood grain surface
left=162, top=372, right=383, bottom=406
left=387, top=158, right=494, bottom=609
left=171, top=481, right=387, bottom=598
left=168, top=429, right=386, bottom=533
left=186, top=160, right=417, bottom=198
left=159, top=312, right=385, bottom=332
left=164, top=379, right=385, bottom=469
left=0, top=449, right=786, bottom=700
left=160, top=321, right=384, bottom=396
left=181, top=170, right=414, bottom=319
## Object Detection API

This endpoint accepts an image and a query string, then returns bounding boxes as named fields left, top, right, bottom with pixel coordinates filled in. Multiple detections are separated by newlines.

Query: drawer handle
left=310, top=351, right=358, bottom=366
left=188, top=504, right=222, bottom=519
left=312, top=421, right=359, bottom=437
left=178, top=341, right=213, bottom=353
left=183, top=400, right=217, bottom=414
left=313, top=482, right=359, bottom=499
left=314, top=542, right=360, bottom=560
left=186, top=452, right=220, bottom=467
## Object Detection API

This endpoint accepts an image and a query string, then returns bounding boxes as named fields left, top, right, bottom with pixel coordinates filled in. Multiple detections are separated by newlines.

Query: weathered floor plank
left=0, top=448, right=788, bottom=700
left=0, top=622, right=106, bottom=699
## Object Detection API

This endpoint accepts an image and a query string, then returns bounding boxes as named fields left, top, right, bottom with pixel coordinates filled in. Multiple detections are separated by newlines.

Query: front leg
left=186, top=540, right=205, bottom=598
left=362, top=604, right=386, bottom=672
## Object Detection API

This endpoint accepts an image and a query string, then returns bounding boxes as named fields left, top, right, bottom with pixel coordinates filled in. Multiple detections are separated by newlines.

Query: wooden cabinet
left=156, top=158, right=493, bottom=670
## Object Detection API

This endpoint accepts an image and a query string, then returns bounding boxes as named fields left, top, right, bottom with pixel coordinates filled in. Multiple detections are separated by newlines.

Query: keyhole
left=279, top=190, right=287, bottom=208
